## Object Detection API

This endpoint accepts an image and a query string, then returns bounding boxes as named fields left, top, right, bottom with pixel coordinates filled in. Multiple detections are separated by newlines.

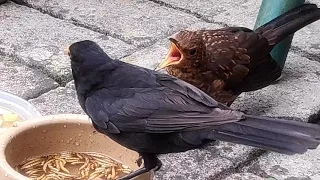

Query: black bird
left=67, top=40, right=320, bottom=180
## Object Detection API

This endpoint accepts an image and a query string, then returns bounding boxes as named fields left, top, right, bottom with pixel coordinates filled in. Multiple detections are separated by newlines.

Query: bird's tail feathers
left=255, top=4, right=320, bottom=45
left=206, top=115, right=320, bottom=154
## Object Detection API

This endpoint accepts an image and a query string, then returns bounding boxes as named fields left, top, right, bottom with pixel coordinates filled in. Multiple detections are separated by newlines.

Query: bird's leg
left=226, top=101, right=234, bottom=107
left=117, top=153, right=162, bottom=180
left=135, top=153, right=143, bottom=167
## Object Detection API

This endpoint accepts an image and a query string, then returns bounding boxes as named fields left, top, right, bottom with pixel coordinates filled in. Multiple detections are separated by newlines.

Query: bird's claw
left=136, top=156, right=143, bottom=167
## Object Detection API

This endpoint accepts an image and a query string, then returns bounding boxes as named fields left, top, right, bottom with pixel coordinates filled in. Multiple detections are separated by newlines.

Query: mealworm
left=16, top=151, right=133, bottom=179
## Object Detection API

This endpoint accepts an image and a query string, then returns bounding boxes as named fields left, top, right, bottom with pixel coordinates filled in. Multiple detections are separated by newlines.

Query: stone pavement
left=1, top=0, right=320, bottom=179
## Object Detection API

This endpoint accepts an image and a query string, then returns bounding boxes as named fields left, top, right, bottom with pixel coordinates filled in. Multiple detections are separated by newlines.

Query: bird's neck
left=72, top=60, right=117, bottom=98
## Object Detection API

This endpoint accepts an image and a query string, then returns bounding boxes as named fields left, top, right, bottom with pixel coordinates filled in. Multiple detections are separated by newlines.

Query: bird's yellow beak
left=156, top=42, right=183, bottom=70
left=64, top=45, right=70, bottom=56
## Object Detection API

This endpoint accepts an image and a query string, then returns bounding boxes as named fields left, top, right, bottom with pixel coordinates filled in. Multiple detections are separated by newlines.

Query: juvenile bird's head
left=158, top=30, right=204, bottom=71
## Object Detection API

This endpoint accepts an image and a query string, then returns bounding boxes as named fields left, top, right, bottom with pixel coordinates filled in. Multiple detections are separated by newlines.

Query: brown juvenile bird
left=158, top=4, right=320, bottom=106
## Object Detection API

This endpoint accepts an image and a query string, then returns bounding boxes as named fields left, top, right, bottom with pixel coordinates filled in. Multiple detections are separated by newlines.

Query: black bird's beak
left=64, top=45, right=70, bottom=56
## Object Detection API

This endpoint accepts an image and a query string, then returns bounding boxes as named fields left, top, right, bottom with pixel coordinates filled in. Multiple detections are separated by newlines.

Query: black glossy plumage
left=69, top=40, right=320, bottom=179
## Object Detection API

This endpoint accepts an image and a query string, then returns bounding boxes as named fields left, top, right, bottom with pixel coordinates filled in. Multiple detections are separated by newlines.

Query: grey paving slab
left=121, top=39, right=169, bottom=69
left=213, top=142, right=254, bottom=165
left=231, top=52, right=320, bottom=119
left=19, top=0, right=199, bottom=47
left=159, top=0, right=261, bottom=28
left=225, top=173, right=264, bottom=180
left=154, top=141, right=254, bottom=180
left=0, top=55, right=58, bottom=100
left=186, top=21, right=225, bottom=31
left=29, top=86, right=85, bottom=115
left=244, top=149, right=320, bottom=180
left=155, top=143, right=233, bottom=180
left=209, top=0, right=261, bottom=28
left=292, top=21, right=320, bottom=57
left=0, top=2, right=136, bottom=85
left=65, top=80, right=75, bottom=90
left=121, top=22, right=224, bottom=69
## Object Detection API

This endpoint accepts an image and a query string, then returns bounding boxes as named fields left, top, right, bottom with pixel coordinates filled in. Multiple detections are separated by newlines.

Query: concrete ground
left=1, top=0, right=320, bottom=179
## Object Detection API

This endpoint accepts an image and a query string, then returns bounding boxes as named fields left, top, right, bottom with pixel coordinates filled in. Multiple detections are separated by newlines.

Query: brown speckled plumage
left=160, top=4, right=320, bottom=106
left=165, top=28, right=279, bottom=106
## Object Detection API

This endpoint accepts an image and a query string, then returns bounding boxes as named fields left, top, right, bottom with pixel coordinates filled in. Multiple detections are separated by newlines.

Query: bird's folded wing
left=232, top=55, right=281, bottom=93
left=85, top=73, right=243, bottom=133
left=202, top=29, right=281, bottom=92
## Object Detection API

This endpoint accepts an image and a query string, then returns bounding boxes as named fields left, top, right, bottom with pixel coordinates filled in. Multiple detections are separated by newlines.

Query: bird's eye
left=189, top=48, right=197, bottom=55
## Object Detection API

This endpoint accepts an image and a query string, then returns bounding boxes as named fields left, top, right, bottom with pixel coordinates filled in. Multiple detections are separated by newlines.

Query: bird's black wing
left=84, top=70, right=243, bottom=134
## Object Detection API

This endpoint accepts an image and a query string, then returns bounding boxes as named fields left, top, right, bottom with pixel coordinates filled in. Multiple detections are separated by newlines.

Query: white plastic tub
left=0, top=90, right=41, bottom=120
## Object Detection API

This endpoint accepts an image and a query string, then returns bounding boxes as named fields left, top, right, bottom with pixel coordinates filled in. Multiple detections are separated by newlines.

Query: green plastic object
left=254, top=0, right=305, bottom=69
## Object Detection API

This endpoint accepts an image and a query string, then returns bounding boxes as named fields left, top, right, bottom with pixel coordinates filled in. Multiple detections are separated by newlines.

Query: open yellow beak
left=156, top=42, right=183, bottom=70
left=64, top=45, right=70, bottom=56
